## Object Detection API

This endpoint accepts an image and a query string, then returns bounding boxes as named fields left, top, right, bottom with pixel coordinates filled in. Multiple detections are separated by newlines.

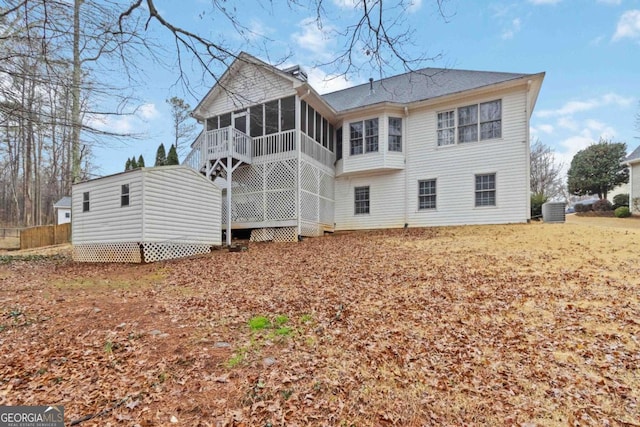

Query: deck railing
left=183, top=128, right=335, bottom=171
left=301, top=133, right=335, bottom=168
left=201, top=127, right=252, bottom=165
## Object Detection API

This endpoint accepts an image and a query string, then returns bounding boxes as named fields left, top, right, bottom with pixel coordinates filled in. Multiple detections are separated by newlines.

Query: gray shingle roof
left=53, top=196, right=71, bottom=208
left=626, top=145, right=640, bottom=163
left=321, top=68, right=531, bottom=112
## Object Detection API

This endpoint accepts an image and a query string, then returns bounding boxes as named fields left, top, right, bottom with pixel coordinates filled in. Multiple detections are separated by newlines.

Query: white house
left=53, top=196, right=71, bottom=224
left=624, top=145, right=640, bottom=213
left=72, top=166, right=221, bottom=263
left=184, top=52, right=545, bottom=243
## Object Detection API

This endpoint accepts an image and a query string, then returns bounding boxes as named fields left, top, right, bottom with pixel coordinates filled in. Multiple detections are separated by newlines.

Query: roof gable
left=192, top=52, right=307, bottom=119
left=321, top=68, right=539, bottom=112
left=625, top=145, right=640, bottom=164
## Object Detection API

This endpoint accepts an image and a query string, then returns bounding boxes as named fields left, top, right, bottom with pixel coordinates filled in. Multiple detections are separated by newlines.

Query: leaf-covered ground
left=1, top=217, right=639, bottom=426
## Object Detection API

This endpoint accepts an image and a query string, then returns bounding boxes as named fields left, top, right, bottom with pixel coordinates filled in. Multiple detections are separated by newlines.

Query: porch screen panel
left=250, top=105, right=264, bottom=137
left=265, top=100, right=279, bottom=135
left=281, top=96, right=295, bottom=131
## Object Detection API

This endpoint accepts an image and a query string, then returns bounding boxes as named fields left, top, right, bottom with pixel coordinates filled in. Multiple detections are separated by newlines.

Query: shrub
left=574, top=202, right=592, bottom=213
left=613, top=193, right=629, bottom=208
left=614, top=206, right=631, bottom=218
left=530, top=193, right=547, bottom=219
left=592, top=199, right=613, bottom=212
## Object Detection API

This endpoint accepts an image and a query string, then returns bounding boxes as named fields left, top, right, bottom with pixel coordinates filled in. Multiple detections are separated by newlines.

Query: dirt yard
left=1, top=216, right=639, bottom=426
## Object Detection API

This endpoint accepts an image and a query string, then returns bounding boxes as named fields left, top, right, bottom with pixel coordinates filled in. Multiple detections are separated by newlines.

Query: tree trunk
left=71, top=0, right=83, bottom=183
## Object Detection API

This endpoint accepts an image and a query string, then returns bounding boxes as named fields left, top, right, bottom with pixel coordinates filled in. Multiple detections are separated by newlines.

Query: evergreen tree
left=155, top=143, right=167, bottom=166
left=130, top=156, right=138, bottom=169
left=137, top=155, right=145, bottom=167
left=166, top=144, right=179, bottom=165
left=125, top=158, right=131, bottom=171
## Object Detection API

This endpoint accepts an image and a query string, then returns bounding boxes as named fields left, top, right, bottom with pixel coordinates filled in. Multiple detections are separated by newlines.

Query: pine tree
left=166, top=144, right=179, bottom=165
left=130, top=156, right=138, bottom=169
left=137, top=155, right=145, bottom=167
left=125, top=158, right=131, bottom=171
left=155, top=143, right=167, bottom=166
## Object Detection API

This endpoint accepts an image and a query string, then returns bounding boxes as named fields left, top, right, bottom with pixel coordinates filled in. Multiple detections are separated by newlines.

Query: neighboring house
left=184, top=52, right=545, bottom=243
left=53, top=196, right=71, bottom=224
left=624, top=145, right=640, bottom=213
left=72, top=166, right=221, bottom=263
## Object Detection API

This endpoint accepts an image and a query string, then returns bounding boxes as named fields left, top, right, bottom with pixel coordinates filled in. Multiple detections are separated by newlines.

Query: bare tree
left=530, top=139, right=564, bottom=200
left=166, top=96, right=196, bottom=157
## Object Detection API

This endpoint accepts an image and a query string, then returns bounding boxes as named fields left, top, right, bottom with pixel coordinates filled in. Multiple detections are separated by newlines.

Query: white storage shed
left=72, top=166, right=222, bottom=263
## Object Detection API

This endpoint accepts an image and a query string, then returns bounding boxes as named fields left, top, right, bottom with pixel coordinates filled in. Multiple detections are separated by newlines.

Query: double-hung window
left=418, top=180, right=436, bottom=210
left=475, top=174, right=496, bottom=207
left=121, top=184, right=130, bottom=207
left=437, top=100, right=502, bottom=146
left=388, top=117, right=402, bottom=152
left=354, top=186, right=370, bottom=215
left=350, top=118, right=378, bottom=155
left=82, top=192, right=90, bottom=212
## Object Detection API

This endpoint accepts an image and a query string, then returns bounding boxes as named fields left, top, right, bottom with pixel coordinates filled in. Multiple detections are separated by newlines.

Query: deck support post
left=226, top=155, right=232, bottom=247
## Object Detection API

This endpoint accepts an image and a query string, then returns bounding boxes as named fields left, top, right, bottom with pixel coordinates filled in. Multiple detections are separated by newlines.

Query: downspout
left=525, top=80, right=532, bottom=222
left=403, top=106, right=409, bottom=228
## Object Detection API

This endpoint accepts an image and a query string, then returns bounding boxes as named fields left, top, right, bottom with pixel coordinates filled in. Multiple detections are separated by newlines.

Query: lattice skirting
left=250, top=227, right=298, bottom=242
left=73, top=242, right=214, bottom=263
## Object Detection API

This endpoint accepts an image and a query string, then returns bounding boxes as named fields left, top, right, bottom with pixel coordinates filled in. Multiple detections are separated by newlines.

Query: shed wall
left=72, top=171, right=144, bottom=244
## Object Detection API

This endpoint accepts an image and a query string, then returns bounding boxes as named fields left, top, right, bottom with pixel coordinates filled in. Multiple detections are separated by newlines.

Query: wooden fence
left=20, top=223, right=71, bottom=250
left=0, top=228, right=22, bottom=238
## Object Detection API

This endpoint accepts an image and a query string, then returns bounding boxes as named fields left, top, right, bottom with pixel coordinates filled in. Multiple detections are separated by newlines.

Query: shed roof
left=53, top=196, right=71, bottom=208
left=321, top=68, right=535, bottom=112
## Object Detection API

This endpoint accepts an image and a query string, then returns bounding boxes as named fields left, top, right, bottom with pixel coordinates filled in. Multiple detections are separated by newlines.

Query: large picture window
left=418, top=180, right=436, bottom=210
left=354, top=186, right=370, bottom=215
left=475, top=174, right=496, bottom=207
left=438, top=99, right=502, bottom=146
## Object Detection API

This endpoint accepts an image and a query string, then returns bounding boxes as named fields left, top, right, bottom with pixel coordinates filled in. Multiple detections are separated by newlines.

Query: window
left=350, top=118, right=378, bottom=155
left=418, top=180, right=436, bottom=210
left=365, top=118, right=378, bottom=152
left=65, top=212, right=71, bottom=218
left=206, top=116, right=218, bottom=131
left=458, top=104, right=478, bottom=143
left=250, top=104, right=264, bottom=137
left=300, top=101, right=307, bottom=134
left=219, top=113, right=231, bottom=128
left=389, top=117, right=402, bottom=152
left=480, top=100, right=502, bottom=140
left=280, top=96, right=295, bottom=131
left=336, top=127, right=343, bottom=160
left=438, top=100, right=502, bottom=146
left=475, top=174, right=496, bottom=207
left=354, top=186, right=370, bottom=215
left=322, top=118, right=329, bottom=148
left=350, top=122, right=363, bottom=155
left=315, top=111, right=322, bottom=144
left=82, top=192, right=90, bottom=212
left=121, top=184, right=130, bottom=207
left=265, top=100, right=279, bottom=135
left=437, top=111, right=455, bottom=146
left=329, top=124, right=335, bottom=152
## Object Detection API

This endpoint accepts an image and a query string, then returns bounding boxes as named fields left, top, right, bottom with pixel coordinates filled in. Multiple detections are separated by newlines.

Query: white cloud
left=613, top=9, right=640, bottom=41
left=502, top=18, right=521, bottom=40
left=292, top=18, right=335, bottom=61
left=138, top=103, right=158, bottom=120
left=557, top=116, right=579, bottom=131
left=306, top=67, right=352, bottom=94
left=332, top=0, right=358, bottom=9
left=527, top=0, right=561, bottom=5
left=536, top=92, right=634, bottom=118
left=408, top=0, right=423, bottom=13
left=537, top=124, right=554, bottom=133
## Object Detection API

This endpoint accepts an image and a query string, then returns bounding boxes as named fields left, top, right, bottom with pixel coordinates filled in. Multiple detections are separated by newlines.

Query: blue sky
left=93, top=0, right=640, bottom=177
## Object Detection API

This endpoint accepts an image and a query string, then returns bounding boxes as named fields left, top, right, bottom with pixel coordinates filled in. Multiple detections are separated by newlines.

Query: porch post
left=226, top=155, right=232, bottom=246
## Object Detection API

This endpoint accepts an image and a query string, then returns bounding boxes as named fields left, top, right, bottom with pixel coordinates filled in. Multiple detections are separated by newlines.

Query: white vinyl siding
left=72, top=166, right=221, bottom=245
left=205, top=62, right=296, bottom=116
left=631, top=163, right=640, bottom=213
left=438, top=100, right=502, bottom=146
left=406, top=90, right=529, bottom=226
